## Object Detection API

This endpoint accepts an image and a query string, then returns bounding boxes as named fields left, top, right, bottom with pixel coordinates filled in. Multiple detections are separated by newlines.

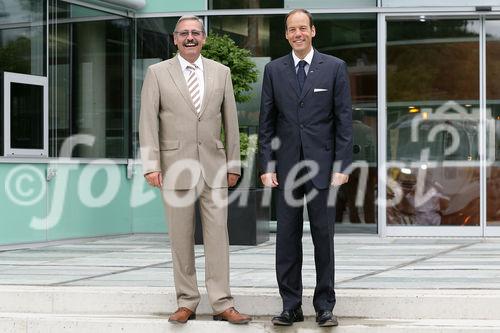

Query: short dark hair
left=285, top=9, right=314, bottom=30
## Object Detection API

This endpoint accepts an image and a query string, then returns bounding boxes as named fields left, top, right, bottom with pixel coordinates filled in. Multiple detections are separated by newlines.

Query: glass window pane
left=209, top=0, right=283, bottom=9
left=10, top=82, right=43, bottom=149
left=0, top=0, right=46, bottom=76
left=383, top=0, right=498, bottom=7
left=285, top=0, right=376, bottom=9
left=209, top=13, right=378, bottom=230
left=386, top=18, right=480, bottom=227
left=0, top=27, right=43, bottom=75
left=485, top=19, right=500, bottom=226
left=0, top=0, right=45, bottom=25
left=49, top=1, right=130, bottom=158
left=134, top=17, right=179, bottom=157
left=136, top=17, right=178, bottom=61
left=316, top=14, right=377, bottom=228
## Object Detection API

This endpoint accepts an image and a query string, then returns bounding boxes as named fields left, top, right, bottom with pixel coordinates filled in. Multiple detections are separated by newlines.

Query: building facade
left=1, top=0, right=500, bottom=246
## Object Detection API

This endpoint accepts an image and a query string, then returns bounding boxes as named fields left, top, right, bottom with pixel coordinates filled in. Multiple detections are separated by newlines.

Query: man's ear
left=311, top=25, right=316, bottom=38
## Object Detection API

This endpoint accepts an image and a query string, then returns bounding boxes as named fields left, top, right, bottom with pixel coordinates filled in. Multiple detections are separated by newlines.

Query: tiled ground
left=0, top=233, right=499, bottom=289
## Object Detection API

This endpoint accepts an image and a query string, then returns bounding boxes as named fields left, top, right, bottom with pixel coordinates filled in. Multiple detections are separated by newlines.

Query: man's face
left=173, top=19, right=206, bottom=61
left=285, top=12, right=316, bottom=55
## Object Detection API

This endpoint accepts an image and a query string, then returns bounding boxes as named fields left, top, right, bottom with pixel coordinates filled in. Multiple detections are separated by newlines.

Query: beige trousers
left=161, top=176, right=234, bottom=314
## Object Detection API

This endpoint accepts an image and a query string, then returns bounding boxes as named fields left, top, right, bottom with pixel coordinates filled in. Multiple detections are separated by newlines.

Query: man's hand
left=145, top=171, right=163, bottom=188
left=227, top=173, right=240, bottom=187
left=331, top=172, right=349, bottom=187
left=261, top=172, right=278, bottom=187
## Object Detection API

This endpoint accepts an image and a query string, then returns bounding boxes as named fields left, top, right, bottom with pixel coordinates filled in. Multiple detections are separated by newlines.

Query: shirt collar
left=178, top=54, right=204, bottom=71
left=292, top=48, right=314, bottom=67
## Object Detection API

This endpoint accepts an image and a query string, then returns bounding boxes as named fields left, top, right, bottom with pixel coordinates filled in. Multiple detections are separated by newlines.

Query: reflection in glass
left=136, top=18, right=178, bottom=61
left=10, top=83, right=43, bottom=149
left=284, top=0, right=376, bottom=9
left=49, top=1, right=130, bottom=158
left=0, top=0, right=45, bottom=25
left=210, top=14, right=378, bottom=230
left=486, top=20, right=500, bottom=226
left=210, top=15, right=288, bottom=126
left=386, top=18, right=480, bottom=226
left=134, top=17, right=179, bottom=158
left=209, top=0, right=283, bottom=9
left=0, top=0, right=45, bottom=75
left=316, top=14, right=378, bottom=228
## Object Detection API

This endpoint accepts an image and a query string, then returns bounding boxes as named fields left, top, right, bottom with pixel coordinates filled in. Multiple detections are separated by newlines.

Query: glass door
left=381, top=15, right=482, bottom=236
left=485, top=18, right=500, bottom=236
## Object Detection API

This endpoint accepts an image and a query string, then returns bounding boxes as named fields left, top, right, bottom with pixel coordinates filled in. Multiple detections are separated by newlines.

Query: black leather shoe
left=316, top=310, right=338, bottom=327
left=271, top=307, right=304, bottom=326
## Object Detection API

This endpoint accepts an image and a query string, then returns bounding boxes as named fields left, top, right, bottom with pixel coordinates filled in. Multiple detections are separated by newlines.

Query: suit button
left=300, top=124, right=304, bottom=129
left=198, top=141, right=202, bottom=145
left=300, top=102, right=304, bottom=107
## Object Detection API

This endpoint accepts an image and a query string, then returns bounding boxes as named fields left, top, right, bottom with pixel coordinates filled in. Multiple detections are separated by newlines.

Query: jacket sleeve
left=139, top=66, right=162, bottom=175
left=258, top=64, right=278, bottom=175
left=333, top=60, right=353, bottom=173
left=222, top=68, right=241, bottom=176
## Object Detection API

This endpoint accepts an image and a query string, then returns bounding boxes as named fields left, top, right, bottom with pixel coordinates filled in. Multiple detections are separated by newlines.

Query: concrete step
left=1, top=286, right=500, bottom=320
left=1, top=313, right=500, bottom=333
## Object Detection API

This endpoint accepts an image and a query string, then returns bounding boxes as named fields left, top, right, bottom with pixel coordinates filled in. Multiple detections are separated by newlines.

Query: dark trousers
left=275, top=173, right=336, bottom=312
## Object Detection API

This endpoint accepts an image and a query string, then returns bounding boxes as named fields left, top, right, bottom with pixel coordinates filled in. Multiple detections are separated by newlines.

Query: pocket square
left=314, top=88, right=328, bottom=93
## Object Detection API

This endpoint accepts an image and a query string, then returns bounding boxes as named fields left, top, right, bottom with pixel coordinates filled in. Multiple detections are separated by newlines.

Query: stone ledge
left=0, top=286, right=499, bottom=320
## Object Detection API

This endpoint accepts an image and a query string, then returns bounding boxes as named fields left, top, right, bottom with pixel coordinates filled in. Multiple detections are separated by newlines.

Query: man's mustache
left=183, top=39, right=198, bottom=46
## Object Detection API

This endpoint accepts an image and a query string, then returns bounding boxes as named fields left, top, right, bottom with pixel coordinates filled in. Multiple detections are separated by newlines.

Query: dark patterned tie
left=297, top=60, right=307, bottom=92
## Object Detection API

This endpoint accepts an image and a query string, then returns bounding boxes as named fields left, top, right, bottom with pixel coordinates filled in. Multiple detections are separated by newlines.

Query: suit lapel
left=166, top=55, right=198, bottom=116
left=300, top=50, right=323, bottom=100
left=284, top=54, right=301, bottom=98
left=199, top=56, right=213, bottom=117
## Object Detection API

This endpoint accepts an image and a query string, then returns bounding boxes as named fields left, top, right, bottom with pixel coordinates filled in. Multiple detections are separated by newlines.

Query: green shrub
left=202, top=33, right=258, bottom=103
left=203, top=33, right=259, bottom=161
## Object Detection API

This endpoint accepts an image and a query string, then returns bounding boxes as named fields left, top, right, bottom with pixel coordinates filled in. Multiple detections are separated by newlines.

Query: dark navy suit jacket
left=258, top=50, right=353, bottom=190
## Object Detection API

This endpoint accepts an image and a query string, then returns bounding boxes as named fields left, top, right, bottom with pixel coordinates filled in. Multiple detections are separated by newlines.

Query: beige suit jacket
left=139, top=55, right=241, bottom=190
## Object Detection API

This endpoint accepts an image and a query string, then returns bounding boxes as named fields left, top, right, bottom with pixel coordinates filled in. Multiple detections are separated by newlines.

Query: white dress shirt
left=292, top=48, right=314, bottom=75
left=178, top=55, right=205, bottom=107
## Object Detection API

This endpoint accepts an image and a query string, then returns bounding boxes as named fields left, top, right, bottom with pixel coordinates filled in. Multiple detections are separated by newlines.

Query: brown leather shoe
left=168, top=307, right=196, bottom=324
left=213, top=307, right=251, bottom=324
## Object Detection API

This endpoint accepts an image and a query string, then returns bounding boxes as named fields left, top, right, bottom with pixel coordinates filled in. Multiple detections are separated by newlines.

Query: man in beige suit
left=139, top=15, right=251, bottom=325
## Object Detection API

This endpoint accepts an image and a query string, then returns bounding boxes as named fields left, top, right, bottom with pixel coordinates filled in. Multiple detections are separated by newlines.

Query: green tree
left=201, top=33, right=258, bottom=103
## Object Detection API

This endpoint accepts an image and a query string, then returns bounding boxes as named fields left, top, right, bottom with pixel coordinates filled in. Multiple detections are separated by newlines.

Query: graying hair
left=175, top=15, right=205, bottom=34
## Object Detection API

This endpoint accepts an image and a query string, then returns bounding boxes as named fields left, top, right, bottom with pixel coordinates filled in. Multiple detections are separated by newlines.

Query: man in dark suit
left=258, top=9, right=353, bottom=327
